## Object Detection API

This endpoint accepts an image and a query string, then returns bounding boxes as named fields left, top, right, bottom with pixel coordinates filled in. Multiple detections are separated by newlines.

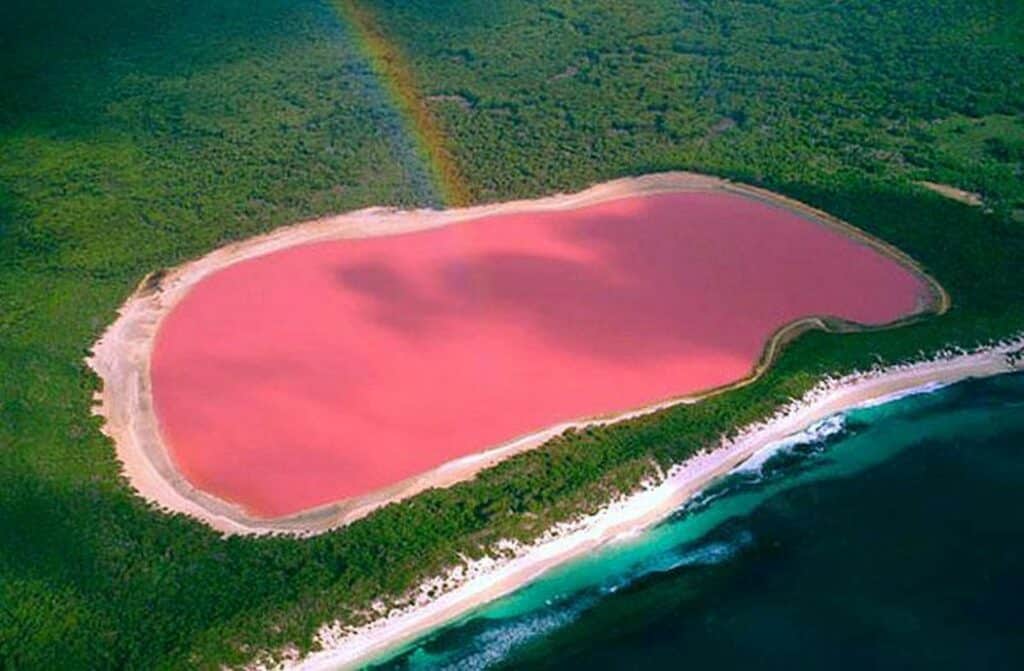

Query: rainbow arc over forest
left=334, top=0, right=471, bottom=207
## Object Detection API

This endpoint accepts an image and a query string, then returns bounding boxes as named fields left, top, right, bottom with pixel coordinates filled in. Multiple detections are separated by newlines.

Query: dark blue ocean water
left=371, top=372, right=1024, bottom=671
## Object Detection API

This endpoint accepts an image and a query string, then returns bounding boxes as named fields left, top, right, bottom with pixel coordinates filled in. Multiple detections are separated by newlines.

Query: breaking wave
left=416, top=605, right=589, bottom=671
left=854, top=380, right=951, bottom=409
left=735, top=414, right=848, bottom=476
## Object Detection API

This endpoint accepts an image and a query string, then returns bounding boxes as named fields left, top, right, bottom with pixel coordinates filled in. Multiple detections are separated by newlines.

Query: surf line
left=334, top=0, right=471, bottom=207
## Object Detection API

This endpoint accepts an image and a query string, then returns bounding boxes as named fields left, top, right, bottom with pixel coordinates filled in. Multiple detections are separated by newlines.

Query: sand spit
left=260, top=337, right=1024, bottom=671
left=87, top=172, right=947, bottom=535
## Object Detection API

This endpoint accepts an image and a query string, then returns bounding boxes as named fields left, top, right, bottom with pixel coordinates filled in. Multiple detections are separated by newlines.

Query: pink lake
left=151, top=191, right=929, bottom=517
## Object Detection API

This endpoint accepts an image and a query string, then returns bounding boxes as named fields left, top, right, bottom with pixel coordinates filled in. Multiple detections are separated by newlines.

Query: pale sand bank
left=87, top=171, right=946, bottom=536
left=261, top=338, right=1023, bottom=670
left=917, top=180, right=984, bottom=207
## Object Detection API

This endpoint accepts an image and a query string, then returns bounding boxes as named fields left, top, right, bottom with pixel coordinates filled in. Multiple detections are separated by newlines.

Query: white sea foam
left=854, top=380, right=951, bottom=409
left=674, top=530, right=754, bottom=566
left=735, top=414, right=847, bottom=475
left=598, top=527, right=755, bottom=600
left=429, top=602, right=588, bottom=671
left=642, top=530, right=755, bottom=578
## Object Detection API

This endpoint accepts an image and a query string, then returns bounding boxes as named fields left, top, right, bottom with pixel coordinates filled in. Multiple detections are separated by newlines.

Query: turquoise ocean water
left=371, top=372, right=1024, bottom=670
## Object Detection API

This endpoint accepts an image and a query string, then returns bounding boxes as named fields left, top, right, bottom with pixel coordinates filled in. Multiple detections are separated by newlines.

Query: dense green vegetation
left=1, top=1, right=1022, bottom=668
left=371, top=0, right=1024, bottom=213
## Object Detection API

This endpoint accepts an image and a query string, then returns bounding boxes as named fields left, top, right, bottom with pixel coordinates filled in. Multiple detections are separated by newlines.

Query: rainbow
left=334, top=0, right=471, bottom=207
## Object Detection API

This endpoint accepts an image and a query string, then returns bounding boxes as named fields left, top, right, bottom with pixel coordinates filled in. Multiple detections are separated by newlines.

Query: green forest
left=1, top=0, right=1023, bottom=668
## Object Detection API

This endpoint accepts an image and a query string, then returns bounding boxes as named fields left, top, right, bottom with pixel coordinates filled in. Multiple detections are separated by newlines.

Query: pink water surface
left=151, top=192, right=928, bottom=517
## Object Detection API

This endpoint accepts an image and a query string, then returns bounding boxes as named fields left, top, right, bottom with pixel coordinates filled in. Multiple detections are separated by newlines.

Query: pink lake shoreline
left=149, top=189, right=931, bottom=519
left=87, top=172, right=945, bottom=535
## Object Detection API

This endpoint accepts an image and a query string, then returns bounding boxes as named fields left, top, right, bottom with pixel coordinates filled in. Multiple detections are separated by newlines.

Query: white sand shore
left=265, top=337, right=1023, bottom=670
left=87, top=171, right=946, bottom=536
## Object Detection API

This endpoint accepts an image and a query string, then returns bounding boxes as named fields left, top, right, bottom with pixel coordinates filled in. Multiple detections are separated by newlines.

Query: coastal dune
left=88, top=172, right=943, bottom=535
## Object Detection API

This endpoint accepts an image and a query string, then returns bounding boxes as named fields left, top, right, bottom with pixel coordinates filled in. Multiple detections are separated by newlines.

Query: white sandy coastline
left=260, top=338, right=1023, bottom=671
left=87, top=171, right=947, bottom=536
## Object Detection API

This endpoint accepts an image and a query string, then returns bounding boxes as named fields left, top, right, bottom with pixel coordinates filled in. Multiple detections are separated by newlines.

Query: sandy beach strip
left=87, top=171, right=947, bottom=536
left=265, top=338, right=1023, bottom=670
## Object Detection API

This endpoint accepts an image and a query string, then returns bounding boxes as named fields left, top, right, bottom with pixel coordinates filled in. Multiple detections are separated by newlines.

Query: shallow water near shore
left=369, top=372, right=1024, bottom=670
